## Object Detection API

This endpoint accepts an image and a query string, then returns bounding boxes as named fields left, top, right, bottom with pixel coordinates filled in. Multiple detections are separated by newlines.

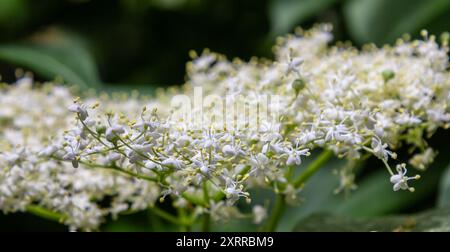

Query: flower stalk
left=264, top=149, right=334, bottom=231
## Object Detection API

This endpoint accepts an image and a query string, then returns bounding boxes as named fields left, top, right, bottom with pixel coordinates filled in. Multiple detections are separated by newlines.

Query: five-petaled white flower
left=390, top=164, right=420, bottom=192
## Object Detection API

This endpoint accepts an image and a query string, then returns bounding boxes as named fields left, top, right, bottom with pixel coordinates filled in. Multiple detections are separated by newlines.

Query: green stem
left=264, top=193, right=285, bottom=231
left=79, top=116, right=162, bottom=177
left=78, top=115, right=108, bottom=146
left=117, top=138, right=164, bottom=166
left=202, top=212, right=211, bottom=232
left=202, top=182, right=211, bottom=232
left=177, top=208, right=191, bottom=232
left=80, top=160, right=158, bottom=182
left=150, top=206, right=188, bottom=226
left=26, top=205, right=65, bottom=223
left=294, top=149, right=334, bottom=188
left=264, top=149, right=334, bottom=231
left=202, top=182, right=210, bottom=206
left=181, top=192, right=206, bottom=206
left=51, top=154, right=159, bottom=183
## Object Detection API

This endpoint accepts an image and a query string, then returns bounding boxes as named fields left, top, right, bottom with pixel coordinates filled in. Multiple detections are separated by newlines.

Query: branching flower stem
left=150, top=206, right=191, bottom=226
left=264, top=149, right=334, bottom=231
left=264, top=194, right=285, bottom=232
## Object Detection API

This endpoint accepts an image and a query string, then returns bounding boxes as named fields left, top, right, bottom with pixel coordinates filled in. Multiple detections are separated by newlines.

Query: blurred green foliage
left=0, top=0, right=449, bottom=231
left=1, top=0, right=448, bottom=88
left=0, top=33, right=101, bottom=89
left=294, top=209, right=450, bottom=231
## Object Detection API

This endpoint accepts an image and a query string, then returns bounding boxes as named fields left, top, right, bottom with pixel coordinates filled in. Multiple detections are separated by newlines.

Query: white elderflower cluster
left=0, top=80, right=160, bottom=231
left=1, top=25, right=449, bottom=230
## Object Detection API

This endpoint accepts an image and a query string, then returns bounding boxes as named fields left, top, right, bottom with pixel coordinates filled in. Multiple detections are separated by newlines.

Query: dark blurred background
left=1, top=0, right=449, bottom=89
left=0, top=0, right=449, bottom=231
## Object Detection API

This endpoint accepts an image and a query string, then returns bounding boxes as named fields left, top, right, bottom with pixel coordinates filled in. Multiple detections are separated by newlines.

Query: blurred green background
left=0, top=0, right=450, bottom=231
left=1, top=0, right=449, bottom=89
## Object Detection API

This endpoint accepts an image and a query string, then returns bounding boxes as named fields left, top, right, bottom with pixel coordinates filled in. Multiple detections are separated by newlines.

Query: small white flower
left=262, top=141, right=285, bottom=155
left=395, top=113, right=422, bottom=126
left=68, top=104, right=88, bottom=121
left=427, top=108, right=450, bottom=123
left=324, top=123, right=350, bottom=142
left=131, top=143, right=152, bottom=153
left=192, top=158, right=212, bottom=175
left=38, top=145, right=58, bottom=157
left=161, top=157, right=184, bottom=170
left=260, top=122, right=282, bottom=142
left=222, top=145, right=235, bottom=156
left=4, top=152, right=21, bottom=166
left=390, top=164, right=420, bottom=192
left=371, top=137, right=396, bottom=161
left=286, top=148, right=310, bottom=166
left=63, top=146, right=80, bottom=168
left=106, top=153, right=121, bottom=163
left=225, top=179, right=249, bottom=204
left=251, top=153, right=269, bottom=169
left=297, top=130, right=317, bottom=145
left=175, top=135, right=192, bottom=147
left=193, top=54, right=216, bottom=70
left=222, top=144, right=245, bottom=157
left=133, top=121, right=159, bottom=132
left=252, top=205, right=267, bottom=224
left=409, top=148, right=436, bottom=170
left=280, top=56, right=304, bottom=74
left=105, top=125, right=125, bottom=142
left=144, top=160, right=161, bottom=170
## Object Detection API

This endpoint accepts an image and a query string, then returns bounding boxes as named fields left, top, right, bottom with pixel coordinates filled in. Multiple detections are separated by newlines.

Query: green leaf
left=0, top=0, right=28, bottom=28
left=0, top=30, right=101, bottom=89
left=437, top=163, right=450, bottom=208
left=277, top=145, right=450, bottom=231
left=269, top=0, right=337, bottom=36
left=343, top=0, right=450, bottom=45
left=294, top=209, right=450, bottom=231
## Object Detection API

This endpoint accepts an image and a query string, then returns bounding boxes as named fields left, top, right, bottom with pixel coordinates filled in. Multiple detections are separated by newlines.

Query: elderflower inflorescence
left=1, top=25, right=449, bottom=230
left=0, top=80, right=160, bottom=231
